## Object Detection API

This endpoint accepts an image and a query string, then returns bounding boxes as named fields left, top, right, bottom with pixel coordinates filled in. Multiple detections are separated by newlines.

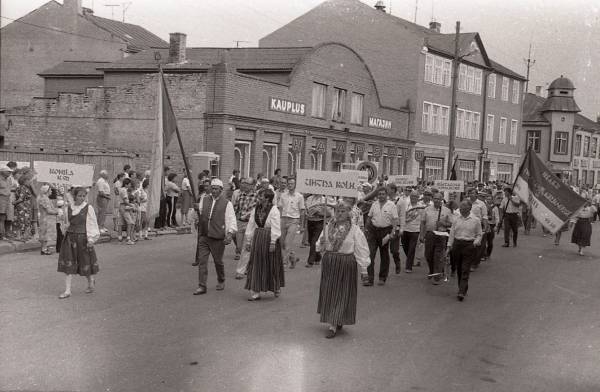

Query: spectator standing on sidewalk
left=0, top=166, right=12, bottom=240
left=37, top=184, right=59, bottom=255
left=180, top=173, right=193, bottom=226
left=94, top=170, right=111, bottom=234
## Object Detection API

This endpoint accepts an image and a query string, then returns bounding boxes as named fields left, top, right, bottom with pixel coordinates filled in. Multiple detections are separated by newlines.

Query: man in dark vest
left=193, top=178, right=237, bottom=295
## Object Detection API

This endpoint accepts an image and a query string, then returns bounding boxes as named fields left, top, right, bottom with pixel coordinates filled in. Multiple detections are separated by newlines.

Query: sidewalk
left=0, top=226, right=192, bottom=257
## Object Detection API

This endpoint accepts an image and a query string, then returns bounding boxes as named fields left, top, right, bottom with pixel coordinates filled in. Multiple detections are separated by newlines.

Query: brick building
left=260, top=0, right=526, bottom=183
left=0, top=0, right=167, bottom=108
left=523, top=78, right=600, bottom=187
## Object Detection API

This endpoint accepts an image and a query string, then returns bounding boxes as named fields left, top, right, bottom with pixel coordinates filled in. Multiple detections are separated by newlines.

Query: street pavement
left=1, top=225, right=599, bottom=392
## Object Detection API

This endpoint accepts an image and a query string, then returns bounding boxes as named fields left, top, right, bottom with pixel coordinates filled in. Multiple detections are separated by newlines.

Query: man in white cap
left=193, top=178, right=237, bottom=295
left=94, top=170, right=111, bottom=234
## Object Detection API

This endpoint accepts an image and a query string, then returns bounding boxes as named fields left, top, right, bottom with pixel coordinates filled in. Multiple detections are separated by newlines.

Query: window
left=458, top=160, right=475, bottom=182
left=433, top=56, right=443, bottom=84
left=459, top=64, right=467, bottom=91
left=527, top=130, right=541, bottom=153
left=497, top=163, right=513, bottom=183
left=488, top=73, right=496, bottom=99
left=499, top=117, right=507, bottom=144
left=456, top=108, right=480, bottom=140
left=486, top=115, right=495, bottom=142
left=458, top=64, right=482, bottom=95
left=574, top=134, right=582, bottom=156
left=311, top=82, right=326, bottom=118
left=473, top=113, right=481, bottom=140
left=474, top=69, right=483, bottom=95
left=263, top=143, right=278, bottom=177
left=422, top=101, right=450, bottom=135
left=234, top=141, right=252, bottom=178
left=591, top=137, right=598, bottom=159
left=442, top=61, right=451, bottom=86
left=589, top=170, right=595, bottom=187
left=424, top=54, right=434, bottom=83
left=554, top=132, right=569, bottom=155
left=502, top=77, right=509, bottom=101
left=456, top=109, right=465, bottom=138
left=464, top=111, right=472, bottom=139
left=510, top=119, right=518, bottom=145
left=424, top=157, right=444, bottom=181
left=466, top=67, right=474, bottom=93
left=425, top=54, right=452, bottom=87
left=431, top=105, right=440, bottom=133
left=512, top=80, right=520, bottom=104
left=331, top=87, right=346, bottom=121
left=441, top=106, right=449, bottom=135
left=350, top=93, right=364, bottom=124
left=583, top=135, right=590, bottom=157
left=582, top=170, right=588, bottom=185
left=422, top=102, right=431, bottom=131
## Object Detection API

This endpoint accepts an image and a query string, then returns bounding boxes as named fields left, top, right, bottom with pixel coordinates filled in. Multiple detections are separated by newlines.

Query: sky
left=1, top=0, right=599, bottom=119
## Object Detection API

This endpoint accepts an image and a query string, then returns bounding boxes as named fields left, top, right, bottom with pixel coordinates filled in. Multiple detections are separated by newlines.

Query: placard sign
left=34, top=161, right=95, bottom=193
left=341, top=169, right=369, bottom=183
left=388, top=175, right=418, bottom=186
left=433, top=180, right=464, bottom=192
left=296, top=169, right=360, bottom=197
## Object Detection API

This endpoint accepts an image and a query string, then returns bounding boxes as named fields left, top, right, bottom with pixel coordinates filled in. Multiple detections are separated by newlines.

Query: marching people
left=364, top=187, right=399, bottom=286
left=304, top=193, right=335, bottom=268
left=499, top=187, right=521, bottom=248
left=277, top=177, right=305, bottom=269
left=483, top=192, right=500, bottom=260
left=192, top=179, right=237, bottom=295
left=244, top=189, right=284, bottom=301
left=274, top=176, right=287, bottom=207
left=400, top=190, right=424, bottom=273
left=467, top=188, right=488, bottom=270
left=0, top=166, right=12, bottom=240
left=94, top=170, right=111, bottom=234
left=57, top=186, right=100, bottom=299
left=316, top=199, right=370, bottom=339
left=553, top=221, right=570, bottom=246
left=420, top=192, right=452, bottom=284
left=447, top=200, right=482, bottom=302
left=386, top=183, right=403, bottom=274
left=37, top=184, right=59, bottom=255
left=231, top=177, right=257, bottom=278
left=571, top=201, right=597, bottom=256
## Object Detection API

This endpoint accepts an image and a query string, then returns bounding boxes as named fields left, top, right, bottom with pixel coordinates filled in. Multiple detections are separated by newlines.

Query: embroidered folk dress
left=57, top=203, right=100, bottom=276
left=14, top=185, right=34, bottom=238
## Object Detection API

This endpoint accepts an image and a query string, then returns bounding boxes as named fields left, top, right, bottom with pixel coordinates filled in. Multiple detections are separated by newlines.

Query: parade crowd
left=0, top=161, right=597, bottom=339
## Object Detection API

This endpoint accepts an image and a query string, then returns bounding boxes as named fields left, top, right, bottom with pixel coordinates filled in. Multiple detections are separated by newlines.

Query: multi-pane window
left=474, top=69, right=483, bottom=95
left=458, top=64, right=467, bottom=91
left=441, top=106, right=449, bottom=135
left=311, top=82, right=326, bottom=118
left=458, top=64, right=482, bottom=95
left=488, top=73, right=496, bottom=99
left=424, top=55, right=434, bottom=83
left=512, top=80, right=520, bottom=104
left=456, top=108, right=480, bottom=140
left=466, top=67, right=474, bottom=93
left=422, top=102, right=431, bottom=131
left=473, top=113, right=481, bottom=140
left=591, top=137, right=598, bottom=159
left=486, top=114, right=495, bottom=142
left=527, top=130, right=541, bottom=153
left=497, top=163, right=513, bottom=183
left=458, top=160, right=475, bottom=182
left=331, top=87, right=346, bottom=121
left=442, top=61, right=451, bottom=86
left=424, top=157, right=444, bottom=181
left=350, top=92, right=363, bottom=124
left=234, top=141, right=252, bottom=178
left=422, top=101, right=449, bottom=135
left=510, top=119, right=518, bottom=145
left=574, top=134, right=582, bottom=156
left=424, top=54, right=451, bottom=87
left=431, top=105, right=440, bottom=132
left=501, top=77, right=510, bottom=101
left=583, top=135, right=590, bottom=157
left=499, top=117, right=507, bottom=144
left=554, top=132, right=569, bottom=154
left=433, top=57, right=443, bottom=84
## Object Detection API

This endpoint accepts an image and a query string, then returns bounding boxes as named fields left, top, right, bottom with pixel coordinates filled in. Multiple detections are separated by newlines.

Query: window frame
left=554, top=131, right=569, bottom=155
left=501, top=77, right=510, bottom=101
left=350, top=92, right=364, bottom=125
left=512, top=80, right=520, bottom=104
left=488, top=73, right=496, bottom=99
left=424, top=54, right=434, bottom=83
left=499, top=117, right=507, bottom=144
left=527, top=130, right=541, bottom=153
left=510, top=119, right=518, bottom=145
left=331, top=87, right=347, bottom=122
left=574, top=134, right=582, bottom=156
left=311, top=82, right=327, bottom=118
left=474, top=69, right=483, bottom=95
left=486, top=114, right=495, bottom=142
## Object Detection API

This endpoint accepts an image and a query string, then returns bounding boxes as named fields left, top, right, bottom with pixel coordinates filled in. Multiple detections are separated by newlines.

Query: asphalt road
left=1, top=225, right=599, bottom=392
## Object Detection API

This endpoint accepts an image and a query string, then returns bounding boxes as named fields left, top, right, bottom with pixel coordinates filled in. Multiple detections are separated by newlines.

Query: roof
left=84, top=14, right=168, bottom=51
left=522, top=93, right=550, bottom=124
left=38, top=60, right=110, bottom=77
left=488, top=59, right=526, bottom=80
left=575, top=113, right=600, bottom=132
left=540, top=95, right=581, bottom=113
left=548, top=76, right=575, bottom=90
left=100, top=47, right=313, bottom=71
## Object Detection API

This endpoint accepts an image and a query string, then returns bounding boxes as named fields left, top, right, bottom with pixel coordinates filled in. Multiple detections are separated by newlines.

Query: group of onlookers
left=0, top=162, right=40, bottom=243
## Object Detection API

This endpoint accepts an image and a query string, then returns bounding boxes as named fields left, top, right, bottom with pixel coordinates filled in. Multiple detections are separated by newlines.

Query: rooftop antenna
left=523, top=42, right=536, bottom=93
left=233, top=40, right=250, bottom=48
left=414, top=0, right=418, bottom=23
left=389, top=0, right=392, bottom=15
left=104, top=4, right=119, bottom=20
left=122, top=1, right=132, bottom=22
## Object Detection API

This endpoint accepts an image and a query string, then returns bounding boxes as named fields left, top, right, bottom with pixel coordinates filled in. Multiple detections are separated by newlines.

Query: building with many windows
left=522, top=77, right=600, bottom=187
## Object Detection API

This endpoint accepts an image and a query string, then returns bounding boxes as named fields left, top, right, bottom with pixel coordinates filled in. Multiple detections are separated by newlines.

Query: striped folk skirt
left=571, top=218, right=592, bottom=247
left=317, top=252, right=358, bottom=326
left=245, top=227, right=285, bottom=293
left=57, top=232, right=99, bottom=276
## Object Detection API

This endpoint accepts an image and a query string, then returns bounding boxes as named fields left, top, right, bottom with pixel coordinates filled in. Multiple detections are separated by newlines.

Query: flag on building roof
left=513, top=149, right=586, bottom=234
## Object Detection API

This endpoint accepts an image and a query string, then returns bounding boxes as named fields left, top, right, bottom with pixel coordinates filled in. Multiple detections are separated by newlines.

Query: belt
left=237, top=219, right=249, bottom=223
left=455, top=238, right=474, bottom=243
left=372, top=225, right=392, bottom=229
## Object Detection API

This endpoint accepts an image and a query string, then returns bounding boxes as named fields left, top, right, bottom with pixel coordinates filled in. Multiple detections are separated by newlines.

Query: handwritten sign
left=296, top=169, right=360, bottom=197
left=433, top=180, right=464, bottom=192
left=388, top=175, right=418, bottom=186
left=34, top=161, right=95, bottom=193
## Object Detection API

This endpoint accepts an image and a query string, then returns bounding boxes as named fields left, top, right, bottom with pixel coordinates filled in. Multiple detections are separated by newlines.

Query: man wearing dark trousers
left=193, top=179, right=237, bottom=295
left=420, top=192, right=453, bottom=284
left=400, top=191, right=425, bottom=273
left=365, top=188, right=399, bottom=286
left=499, top=187, right=521, bottom=247
left=386, top=183, right=402, bottom=273
left=466, top=188, right=488, bottom=271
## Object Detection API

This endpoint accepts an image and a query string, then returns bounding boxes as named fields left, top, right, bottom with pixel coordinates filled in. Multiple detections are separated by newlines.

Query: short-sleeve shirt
left=368, top=200, right=398, bottom=228
left=278, top=191, right=305, bottom=218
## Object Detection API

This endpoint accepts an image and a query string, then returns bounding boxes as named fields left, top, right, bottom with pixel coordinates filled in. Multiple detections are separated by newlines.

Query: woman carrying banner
left=316, top=199, right=370, bottom=339
left=57, top=186, right=100, bottom=299
left=571, top=202, right=597, bottom=256
left=244, top=189, right=284, bottom=301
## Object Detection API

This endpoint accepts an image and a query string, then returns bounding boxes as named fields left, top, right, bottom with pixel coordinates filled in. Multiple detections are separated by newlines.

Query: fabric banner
left=33, top=161, right=94, bottom=193
left=433, top=180, right=464, bottom=192
left=296, top=169, right=360, bottom=197
left=388, top=174, right=418, bottom=186
left=147, top=74, right=166, bottom=224
left=513, top=149, right=586, bottom=234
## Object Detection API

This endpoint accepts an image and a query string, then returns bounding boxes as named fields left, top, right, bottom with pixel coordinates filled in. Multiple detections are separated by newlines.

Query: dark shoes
left=193, top=287, right=207, bottom=295
left=216, top=283, right=225, bottom=291
left=457, top=293, right=465, bottom=302
left=305, top=263, right=313, bottom=268
left=192, top=261, right=199, bottom=266
left=235, top=273, right=245, bottom=280
left=326, top=329, right=337, bottom=339
left=395, top=266, right=401, bottom=274
left=377, top=280, right=385, bottom=286
left=502, top=243, right=510, bottom=247
left=363, top=280, right=374, bottom=287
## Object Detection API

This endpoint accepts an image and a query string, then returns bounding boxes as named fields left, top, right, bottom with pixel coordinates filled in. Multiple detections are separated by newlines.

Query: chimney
left=374, top=1, right=386, bottom=12
left=535, top=85, right=543, bottom=97
left=63, top=0, right=83, bottom=15
left=429, top=21, right=441, bottom=33
left=168, top=33, right=187, bottom=64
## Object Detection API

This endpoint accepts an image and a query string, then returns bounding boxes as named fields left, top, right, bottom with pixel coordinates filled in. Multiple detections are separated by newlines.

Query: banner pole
left=499, top=147, right=530, bottom=230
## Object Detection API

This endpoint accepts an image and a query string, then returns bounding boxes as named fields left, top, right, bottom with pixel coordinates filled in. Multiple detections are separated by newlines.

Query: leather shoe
left=193, top=287, right=206, bottom=295
left=192, top=261, right=199, bottom=266
left=325, top=329, right=337, bottom=339
left=501, top=243, right=510, bottom=247
left=235, top=273, right=245, bottom=280
left=457, top=293, right=465, bottom=301
left=216, top=283, right=225, bottom=291
left=395, top=266, right=401, bottom=274
left=363, top=281, right=374, bottom=287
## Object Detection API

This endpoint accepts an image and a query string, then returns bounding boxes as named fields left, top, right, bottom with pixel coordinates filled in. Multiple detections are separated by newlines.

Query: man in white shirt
left=467, top=188, right=489, bottom=270
left=277, top=177, right=305, bottom=268
left=192, top=178, right=237, bottom=295
left=386, top=183, right=403, bottom=274
left=94, top=170, right=111, bottom=234
left=400, top=190, right=426, bottom=272
left=499, top=187, right=520, bottom=248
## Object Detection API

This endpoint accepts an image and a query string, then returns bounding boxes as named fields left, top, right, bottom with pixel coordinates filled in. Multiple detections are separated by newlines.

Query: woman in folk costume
left=316, top=199, right=370, bottom=339
left=244, top=188, right=284, bottom=301
left=57, top=187, right=100, bottom=299
left=571, top=202, right=597, bottom=256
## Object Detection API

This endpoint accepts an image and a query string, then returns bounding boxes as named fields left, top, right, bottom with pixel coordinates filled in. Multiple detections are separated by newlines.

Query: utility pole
left=104, top=4, right=119, bottom=20
left=447, top=21, right=460, bottom=180
left=414, top=0, right=418, bottom=23
left=523, top=43, right=536, bottom=93
left=122, top=2, right=132, bottom=22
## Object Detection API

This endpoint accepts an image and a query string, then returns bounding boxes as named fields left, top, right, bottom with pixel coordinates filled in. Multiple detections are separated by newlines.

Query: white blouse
left=66, top=202, right=100, bottom=245
left=245, top=205, right=281, bottom=245
left=316, top=224, right=370, bottom=274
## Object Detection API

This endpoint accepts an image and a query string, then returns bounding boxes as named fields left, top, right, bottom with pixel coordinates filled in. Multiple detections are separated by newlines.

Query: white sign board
left=341, top=169, right=369, bottom=184
left=388, top=175, right=418, bottom=187
left=433, top=180, right=464, bottom=192
left=296, top=169, right=361, bottom=197
left=0, top=161, right=30, bottom=169
left=34, top=161, right=95, bottom=193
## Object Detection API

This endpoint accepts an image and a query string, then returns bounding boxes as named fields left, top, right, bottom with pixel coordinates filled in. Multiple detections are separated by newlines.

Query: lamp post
left=447, top=21, right=461, bottom=180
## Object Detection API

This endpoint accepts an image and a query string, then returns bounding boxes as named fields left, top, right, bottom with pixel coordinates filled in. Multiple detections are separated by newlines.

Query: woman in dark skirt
left=57, top=187, right=100, bottom=299
left=316, top=199, right=370, bottom=339
left=244, top=189, right=284, bottom=301
left=571, top=202, right=597, bottom=256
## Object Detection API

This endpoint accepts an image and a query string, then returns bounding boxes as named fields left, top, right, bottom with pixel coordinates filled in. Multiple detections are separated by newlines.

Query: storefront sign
left=368, top=116, right=392, bottom=130
left=433, top=180, right=464, bottom=192
left=296, top=169, right=360, bottom=197
left=341, top=169, right=369, bottom=183
left=388, top=175, right=418, bottom=186
left=269, top=97, right=306, bottom=116
left=34, top=161, right=95, bottom=193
